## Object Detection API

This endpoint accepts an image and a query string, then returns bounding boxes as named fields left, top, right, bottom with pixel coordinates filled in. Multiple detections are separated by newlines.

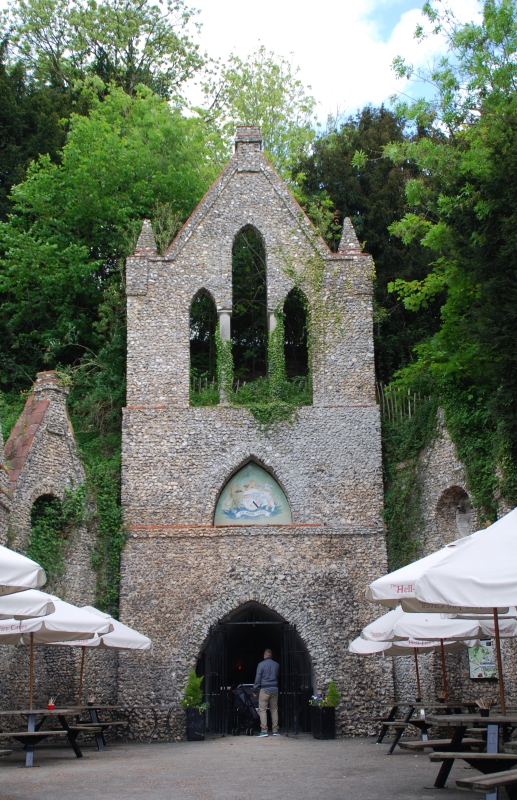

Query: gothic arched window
left=283, top=287, right=309, bottom=379
left=190, top=289, right=218, bottom=403
left=232, top=227, right=267, bottom=381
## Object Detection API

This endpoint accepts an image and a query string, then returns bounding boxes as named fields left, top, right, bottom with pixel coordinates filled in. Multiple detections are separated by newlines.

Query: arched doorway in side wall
left=197, top=602, right=314, bottom=735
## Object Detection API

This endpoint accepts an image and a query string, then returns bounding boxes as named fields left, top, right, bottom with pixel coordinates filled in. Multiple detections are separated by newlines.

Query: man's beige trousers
left=258, top=688, right=279, bottom=733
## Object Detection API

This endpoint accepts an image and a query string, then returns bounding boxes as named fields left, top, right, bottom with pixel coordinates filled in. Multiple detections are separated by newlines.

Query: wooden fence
left=376, top=381, right=431, bottom=422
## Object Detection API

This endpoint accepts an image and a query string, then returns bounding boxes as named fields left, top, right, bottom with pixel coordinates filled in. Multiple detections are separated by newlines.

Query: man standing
left=253, top=648, right=280, bottom=737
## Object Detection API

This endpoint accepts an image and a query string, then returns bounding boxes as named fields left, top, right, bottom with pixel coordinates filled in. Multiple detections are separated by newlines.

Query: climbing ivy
left=440, top=385, right=500, bottom=524
left=268, top=308, right=287, bottom=398
left=27, top=484, right=87, bottom=590
left=74, top=431, right=125, bottom=617
left=382, top=396, right=438, bottom=570
left=215, top=323, right=234, bottom=402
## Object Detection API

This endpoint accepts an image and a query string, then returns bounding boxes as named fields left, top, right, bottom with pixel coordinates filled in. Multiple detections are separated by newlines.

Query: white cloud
left=188, top=0, right=482, bottom=119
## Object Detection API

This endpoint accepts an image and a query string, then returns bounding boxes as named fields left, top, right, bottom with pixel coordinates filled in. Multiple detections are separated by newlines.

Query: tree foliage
left=296, top=106, right=440, bottom=382
left=200, top=46, right=317, bottom=178
left=0, top=42, right=74, bottom=221
left=1, top=0, right=204, bottom=97
left=383, top=0, right=517, bottom=508
left=0, top=82, right=218, bottom=389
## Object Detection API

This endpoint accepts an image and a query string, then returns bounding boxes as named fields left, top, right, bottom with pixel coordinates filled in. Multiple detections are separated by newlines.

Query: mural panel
left=214, top=462, right=292, bottom=525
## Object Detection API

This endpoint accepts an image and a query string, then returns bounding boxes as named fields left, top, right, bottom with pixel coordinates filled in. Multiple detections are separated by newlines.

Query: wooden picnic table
left=426, top=714, right=517, bottom=791
left=74, top=705, right=129, bottom=751
left=373, top=701, right=479, bottom=753
left=0, top=707, right=97, bottom=767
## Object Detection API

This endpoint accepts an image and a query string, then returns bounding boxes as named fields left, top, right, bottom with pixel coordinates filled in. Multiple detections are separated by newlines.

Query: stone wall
left=0, top=426, right=11, bottom=546
left=418, top=408, right=478, bottom=558
left=4, top=371, right=96, bottom=605
left=120, top=126, right=390, bottom=737
left=119, top=527, right=392, bottom=738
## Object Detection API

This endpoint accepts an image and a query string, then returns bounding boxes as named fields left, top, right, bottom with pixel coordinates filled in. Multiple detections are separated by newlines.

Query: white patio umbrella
left=365, top=535, right=506, bottom=613
left=49, top=606, right=151, bottom=704
left=349, top=636, right=478, bottom=700
left=359, top=607, right=486, bottom=701
left=414, top=506, right=517, bottom=713
left=0, top=545, right=46, bottom=596
left=0, top=589, right=55, bottom=620
left=0, top=597, right=114, bottom=709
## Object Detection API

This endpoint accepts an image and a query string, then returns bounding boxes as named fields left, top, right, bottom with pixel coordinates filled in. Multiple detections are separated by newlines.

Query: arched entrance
left=197, top=602, right=313, bottom=735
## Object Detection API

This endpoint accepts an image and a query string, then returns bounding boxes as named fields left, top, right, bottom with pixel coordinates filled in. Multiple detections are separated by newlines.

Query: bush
left=181, top=670, right=204, bottom=708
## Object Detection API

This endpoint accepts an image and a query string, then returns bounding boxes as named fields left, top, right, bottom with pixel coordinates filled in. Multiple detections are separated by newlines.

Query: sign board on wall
left=468, top=640, right=497, bottom=679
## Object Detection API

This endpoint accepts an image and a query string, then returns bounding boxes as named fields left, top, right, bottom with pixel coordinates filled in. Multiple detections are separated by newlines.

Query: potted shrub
left=310, top=680, right=341, bottom=739
left=181, top=670, right=209, bottom=741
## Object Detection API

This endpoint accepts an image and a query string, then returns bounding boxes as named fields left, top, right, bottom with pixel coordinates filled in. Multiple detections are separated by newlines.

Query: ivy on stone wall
left=27, top=484, right=87, bottom=590
left=215, top=324, right=234, bottom=402
left=268, top=308, right=287, bottom=399
left=382, top=397, right=438, bottom=570
left=440, top=386, right=501, bottom=524
left=75, top=432, right=125, bottom=617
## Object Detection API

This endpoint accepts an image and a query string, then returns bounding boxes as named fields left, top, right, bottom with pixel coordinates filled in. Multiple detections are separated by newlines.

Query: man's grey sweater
left=253, top=657, right=280, bottom=693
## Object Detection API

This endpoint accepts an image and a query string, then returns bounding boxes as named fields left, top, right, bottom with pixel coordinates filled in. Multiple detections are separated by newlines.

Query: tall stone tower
left=120, top=127, right=390, bottom=736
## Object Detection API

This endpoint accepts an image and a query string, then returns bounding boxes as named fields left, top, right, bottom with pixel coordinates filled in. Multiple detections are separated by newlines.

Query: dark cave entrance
left=197, top=602, right=314, bottom=735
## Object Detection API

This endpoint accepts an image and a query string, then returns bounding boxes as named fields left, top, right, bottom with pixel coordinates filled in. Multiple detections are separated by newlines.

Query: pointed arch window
left=232, top=227, right=267, bottom=380
left=214, top=462, right=292, bottom=525
left=190, top=289, right=217, bottom=404
left=284, top=287, right=309, bottom=379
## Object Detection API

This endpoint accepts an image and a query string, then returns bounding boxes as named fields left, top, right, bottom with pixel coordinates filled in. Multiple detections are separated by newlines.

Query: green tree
left=0, top=41, right=74, bottom=220
left=381, top=0, right=517, bottom=510
left=1, top=0, right=204, bottom=97
left=296, top=106, right=439, bottom=382
left=199, top=46, right=317, bottom=179
left=0, top=82, right=218, bottom=389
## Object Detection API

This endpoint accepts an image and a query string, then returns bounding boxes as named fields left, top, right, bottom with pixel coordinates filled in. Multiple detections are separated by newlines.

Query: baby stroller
left=231, top=684, right=259, bottom=735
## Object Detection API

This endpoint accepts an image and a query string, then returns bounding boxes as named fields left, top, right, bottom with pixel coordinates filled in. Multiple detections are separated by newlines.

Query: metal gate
left=205, top=623, right=228, bottom=734
left=280, top=622, right=300, bottom=735
left=203, top=617, right=309, bottom=735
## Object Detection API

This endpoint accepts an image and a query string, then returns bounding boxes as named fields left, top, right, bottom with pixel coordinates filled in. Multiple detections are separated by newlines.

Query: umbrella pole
left=29, top=632, right=34, bottom=711
left=440, top=639, right=449, bottom=703
left=493, top=608, right=506, bottom=715
left=413, top=648, right=422, bottom=701
left=77, top=647, right=86, bottom=706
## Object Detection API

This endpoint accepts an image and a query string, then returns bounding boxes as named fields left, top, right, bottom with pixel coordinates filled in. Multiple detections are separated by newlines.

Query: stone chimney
left=33, top=370, right=68, bottom=404
left=234, top=126, right=262, bottom=151
left=337, top=217, right=362, bottom=255
left=134, top=219, right=157, bottom=255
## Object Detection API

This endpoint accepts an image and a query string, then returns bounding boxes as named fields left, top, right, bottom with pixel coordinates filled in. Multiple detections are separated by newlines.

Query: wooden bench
left=456, top=768, right=517, bottom=799
left=0, top=750, right=12, bottom=757
left=77, top=720, right=128, bottom=728
left=431, top=752, right=517, bottom=764
left=399, top=738, right=485, bottom=752
left=0, top=730, right=68, bottom=739
left=68, top=726, right=102, bottom=734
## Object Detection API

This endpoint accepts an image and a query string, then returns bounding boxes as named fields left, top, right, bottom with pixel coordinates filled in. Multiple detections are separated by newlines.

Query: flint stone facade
left=2, top=371, right=95, bottom=606
left=0, top=371, right=105, bottom=717
left=120, top=126, right=390, bottom=737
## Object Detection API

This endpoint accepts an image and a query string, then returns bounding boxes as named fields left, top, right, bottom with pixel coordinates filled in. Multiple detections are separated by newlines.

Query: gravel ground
left=0, top=735, right=477, bottom=800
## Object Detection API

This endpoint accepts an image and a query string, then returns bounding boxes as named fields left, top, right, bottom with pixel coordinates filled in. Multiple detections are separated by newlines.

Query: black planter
left=311, top=706, right=335, bottom=739
left=186, top=708, right=205, bottom=741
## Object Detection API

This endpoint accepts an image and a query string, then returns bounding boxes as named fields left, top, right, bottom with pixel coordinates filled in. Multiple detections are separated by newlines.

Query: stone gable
left=120, top=127, right=389, bottom=737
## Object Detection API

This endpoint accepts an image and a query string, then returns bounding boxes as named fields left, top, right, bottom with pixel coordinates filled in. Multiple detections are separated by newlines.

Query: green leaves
left=199, top=46, right=317, bottom=179
left=0, top=83, right=217, bottom=384
left=2, top=0, right=204, bottom=96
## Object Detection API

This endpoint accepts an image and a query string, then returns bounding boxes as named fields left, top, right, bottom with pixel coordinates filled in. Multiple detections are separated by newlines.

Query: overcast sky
left=189, top=0, right=482, bottom=120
